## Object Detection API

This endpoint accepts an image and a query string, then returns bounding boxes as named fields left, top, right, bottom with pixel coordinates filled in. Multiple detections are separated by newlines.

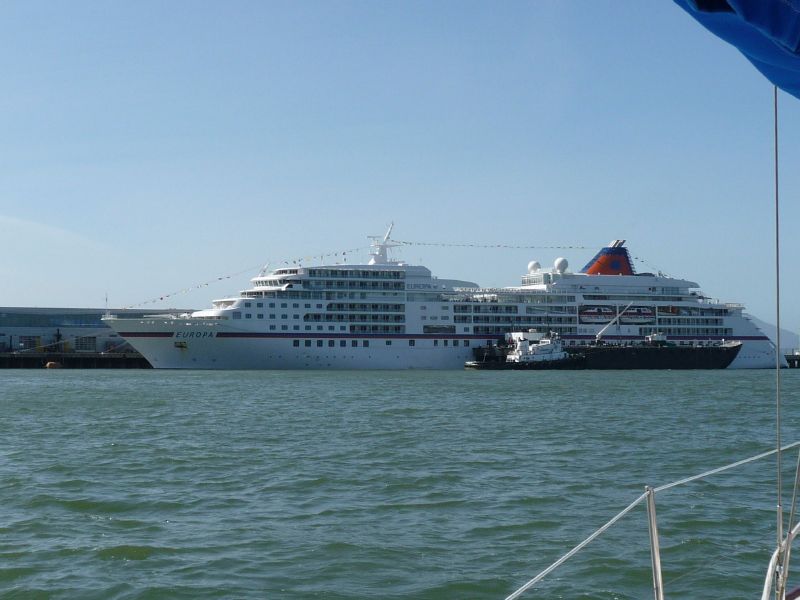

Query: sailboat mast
left=773, top=85, right=784, bottom=594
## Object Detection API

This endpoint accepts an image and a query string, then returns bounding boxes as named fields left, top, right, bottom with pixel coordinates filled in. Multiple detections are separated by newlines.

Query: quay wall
left=0, top=352, right=152, bottom=369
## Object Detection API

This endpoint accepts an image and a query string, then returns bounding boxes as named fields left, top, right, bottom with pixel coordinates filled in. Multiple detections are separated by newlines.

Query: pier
left=0, top=352, right=152, bottom=369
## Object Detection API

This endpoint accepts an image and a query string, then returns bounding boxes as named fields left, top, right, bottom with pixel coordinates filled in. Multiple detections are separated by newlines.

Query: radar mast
left=368, top=223, right=401, bottom=265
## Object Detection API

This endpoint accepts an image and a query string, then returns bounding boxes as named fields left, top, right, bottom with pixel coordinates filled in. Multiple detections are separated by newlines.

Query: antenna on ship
left=368, top=222, right=400, bottom=265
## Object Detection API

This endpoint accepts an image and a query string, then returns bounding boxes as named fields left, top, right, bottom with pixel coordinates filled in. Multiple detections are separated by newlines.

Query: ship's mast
left=368, top=222, right=400, bottom=265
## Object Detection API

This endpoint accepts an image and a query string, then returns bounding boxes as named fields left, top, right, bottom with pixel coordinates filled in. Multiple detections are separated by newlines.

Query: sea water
left=1, top=369, right=799, bottom=599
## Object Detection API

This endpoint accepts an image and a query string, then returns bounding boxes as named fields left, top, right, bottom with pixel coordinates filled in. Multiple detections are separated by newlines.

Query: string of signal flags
left=123, top=245, right=371, bottom=308
left=395, top=239, right=668, bottom=274
left=394, top=239, right=593, bottom=250
left=123, top=238, right=666, bottom=309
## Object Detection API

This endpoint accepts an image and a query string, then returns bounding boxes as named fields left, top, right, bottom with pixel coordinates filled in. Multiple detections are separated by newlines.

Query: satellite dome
left=527, top=260, right=540, bottom=274
left=554, top=257, right=568, bottom=273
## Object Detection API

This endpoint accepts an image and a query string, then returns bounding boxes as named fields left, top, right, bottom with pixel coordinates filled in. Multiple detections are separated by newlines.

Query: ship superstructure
left=104, top=230, right=777, bottom=369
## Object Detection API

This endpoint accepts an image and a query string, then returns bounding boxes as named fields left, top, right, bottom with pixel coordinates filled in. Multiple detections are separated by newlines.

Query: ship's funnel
left=580, top=242, right=635, bottom=275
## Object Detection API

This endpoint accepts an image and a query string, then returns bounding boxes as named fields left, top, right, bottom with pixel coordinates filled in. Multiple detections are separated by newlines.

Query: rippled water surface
left=2, top=369, right=800, bottom=599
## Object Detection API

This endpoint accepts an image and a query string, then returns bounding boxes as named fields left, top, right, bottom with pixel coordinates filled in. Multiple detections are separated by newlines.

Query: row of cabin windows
left=304, top=314, right=405, bottom=323
left=245, top=291, right=325, bottom=299
left=230, top=313, right=471, bottom=334
left=243, top=302, right=324, bottom=309
left=248, top=290, right=418, bottom=301
left=459, top=316, right=575, bottom=324
left=640, top=327, right=734, bottom=336
left=455, top=314, right=725, bottom=325
left=349, top=325, right=406, bottom=333
left=656, top=318, right=724, bottom=326
left=473, top=326, right=578, bottom=334
left=291, top=339, right=473, bottom=348
left=305, top=281, right=405, bottom=290
left=294, top=339, right=371, bottom=348
left=228, top=320, right=472, bottom=334
left=307, top=269, right=405, bottom=279
left=235, top=313, right=307, bottom=320
left=326, top=303, right=404, bottom=312
left=267, top=324, right=350, bottom=331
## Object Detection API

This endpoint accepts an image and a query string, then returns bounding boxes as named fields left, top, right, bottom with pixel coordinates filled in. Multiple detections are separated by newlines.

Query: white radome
left=554, top=257, right=568, bottom=273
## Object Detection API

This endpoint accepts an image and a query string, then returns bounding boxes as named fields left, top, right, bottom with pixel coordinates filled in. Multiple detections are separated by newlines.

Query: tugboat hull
left=572, top=343, right=742, bottom=370
left=466, top=342, right=742, bottom=370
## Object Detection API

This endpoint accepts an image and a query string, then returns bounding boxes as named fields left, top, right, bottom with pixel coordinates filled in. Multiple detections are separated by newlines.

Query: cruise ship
left=104, top=228, right=777, bottom=369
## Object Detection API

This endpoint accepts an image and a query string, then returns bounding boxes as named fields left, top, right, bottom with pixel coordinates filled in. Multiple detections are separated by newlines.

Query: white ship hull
left=105, top=317, right=778, bottom=370
left=112, top=319, right=475, bottom=369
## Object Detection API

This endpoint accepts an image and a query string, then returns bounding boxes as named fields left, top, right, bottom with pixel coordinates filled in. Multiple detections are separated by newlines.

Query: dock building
left=0, top=307, right=190, bottom=354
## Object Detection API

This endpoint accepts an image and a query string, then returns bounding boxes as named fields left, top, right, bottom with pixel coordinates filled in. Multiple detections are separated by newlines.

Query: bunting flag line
left=122, top=245, right=371, bottom=309
left=121, top=240, right=668, bottom=309
left=122, top=264, right=263, bottom=309
left=393, top=239, right=595, bottom=250
left=394, top=239, right=668, bottom=276
left=628, top=255, right=670, bottom=277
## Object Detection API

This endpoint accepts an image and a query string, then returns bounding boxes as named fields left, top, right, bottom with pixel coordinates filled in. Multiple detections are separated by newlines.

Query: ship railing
left=103, top=312, right=185, bottom=320
left=505, top=441, right=800, bottom=600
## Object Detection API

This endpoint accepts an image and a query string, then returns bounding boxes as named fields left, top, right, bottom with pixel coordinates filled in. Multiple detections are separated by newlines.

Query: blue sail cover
left=674, top=0, right=800, bottom=99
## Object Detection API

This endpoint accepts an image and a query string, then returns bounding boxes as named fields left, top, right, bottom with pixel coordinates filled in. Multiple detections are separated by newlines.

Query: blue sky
left=2, top=1, right=799, bottom=332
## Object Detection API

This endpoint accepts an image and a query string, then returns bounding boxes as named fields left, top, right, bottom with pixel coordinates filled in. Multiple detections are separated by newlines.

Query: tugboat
left=465, top=331, right=742, bottom=370
left=466, top=331, right=583, bottom=370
